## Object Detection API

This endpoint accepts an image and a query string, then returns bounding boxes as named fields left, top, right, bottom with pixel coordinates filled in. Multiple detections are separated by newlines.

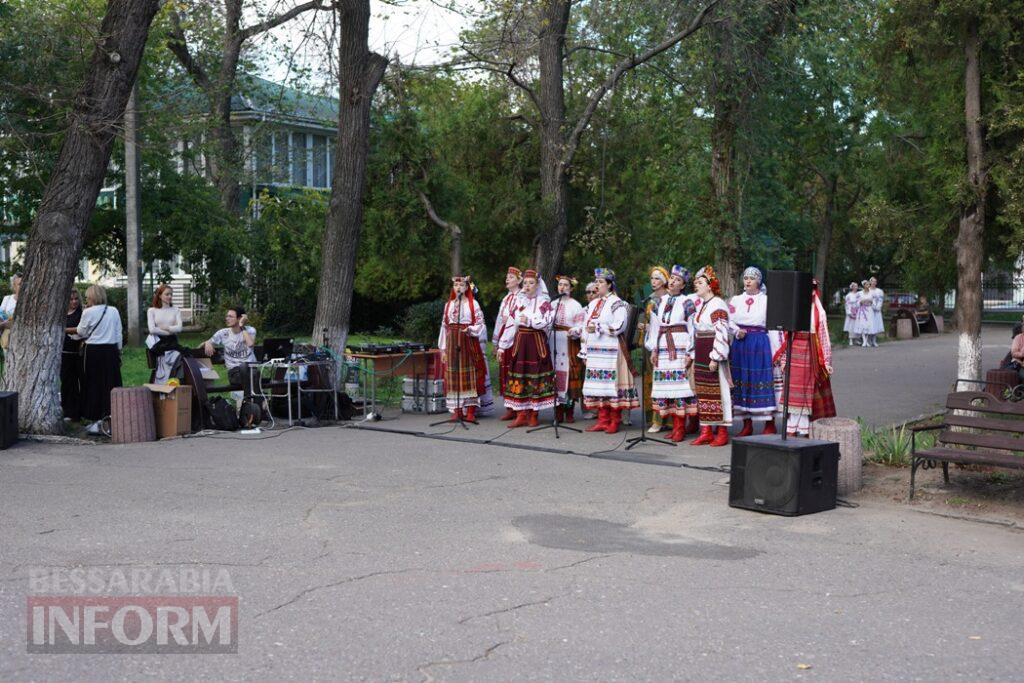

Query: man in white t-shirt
left=203, top=306, right=257, bottom=398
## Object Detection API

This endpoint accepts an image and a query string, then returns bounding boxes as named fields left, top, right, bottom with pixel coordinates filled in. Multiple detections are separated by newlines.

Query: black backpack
left=238, top=397, right=264, bottom=429
left=205, top=397, right=238, bottom=431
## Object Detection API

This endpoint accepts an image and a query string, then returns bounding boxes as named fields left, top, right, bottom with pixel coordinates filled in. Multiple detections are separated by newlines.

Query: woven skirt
left=443, top=325, right=483, bottom=409
left=504, top=329, right=556, bottom=411
left=730, top=330, right=776, bottom=416
left=692, top=332, right=732, bottom=425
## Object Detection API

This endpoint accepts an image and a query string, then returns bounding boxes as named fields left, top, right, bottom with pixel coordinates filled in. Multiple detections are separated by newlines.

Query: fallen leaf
left=968, top=636, right=982, bottom=640
left=797, top=663, right=813, bottom=670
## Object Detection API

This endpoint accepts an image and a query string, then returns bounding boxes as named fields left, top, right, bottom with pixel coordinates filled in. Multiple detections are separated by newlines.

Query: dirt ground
left=857, top=460, right=1024, bottom=530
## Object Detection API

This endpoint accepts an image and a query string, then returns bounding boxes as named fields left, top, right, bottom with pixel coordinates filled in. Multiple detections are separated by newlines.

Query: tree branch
left=417, top=189, right=462, bottom=238
left=167, top=9, right=212, bottom=93
left=561, top=0, right=721, bottom=167
left=238, top=0, right=327, bottom=42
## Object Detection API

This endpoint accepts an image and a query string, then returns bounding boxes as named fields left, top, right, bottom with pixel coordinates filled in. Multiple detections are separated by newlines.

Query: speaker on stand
left=729, top=271, right=839, bottom=516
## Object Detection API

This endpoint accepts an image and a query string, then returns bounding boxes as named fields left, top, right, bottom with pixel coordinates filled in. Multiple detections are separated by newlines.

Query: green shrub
left=400, top=299, right=446, bottom=344
left=861, top=421, right=936, bottom=467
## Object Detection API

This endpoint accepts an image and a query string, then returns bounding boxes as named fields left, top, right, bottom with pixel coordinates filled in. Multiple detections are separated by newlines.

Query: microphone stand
left=529, top=293, right=581, bottom=437
left=431, top=292, right=474, bottom=428
left=625, top=292, right=675, bottom=450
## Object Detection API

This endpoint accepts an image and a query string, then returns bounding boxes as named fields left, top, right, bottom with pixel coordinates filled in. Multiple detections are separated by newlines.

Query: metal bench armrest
left=911, top=423, right=943, bottom=455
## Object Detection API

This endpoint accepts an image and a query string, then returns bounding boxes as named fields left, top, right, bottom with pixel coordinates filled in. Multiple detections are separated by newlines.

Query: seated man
left=203, top=306, right=257, bottom=398
left=1012, top=322, right=1024, bottom=383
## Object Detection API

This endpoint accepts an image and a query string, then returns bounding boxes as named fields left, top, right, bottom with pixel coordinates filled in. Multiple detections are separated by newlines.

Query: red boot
left=587, top=406, right=611, bottom=432
left=669, top=416, right=687, bottom=442
left=527, top=410, right=539, bottom=427
left=464, top=405, right=477, bottom=423
left=564, top=405, right=575, bottom=423
left=500, top=407, right=516, bottom=421
left=691, top=425, right=714, bottom=446
left=762, top=420, right=777, bottom=435
left=448, top=408, right=463, bottom=422
left=686, top=414, right=700, bottom=434
left=710, top=425, right=730, bottom=447
left=736, top=418, right=753, bottom=437
left=509, top=411, right=529, bottom=428
left=605, top=409, right=622, bottom=434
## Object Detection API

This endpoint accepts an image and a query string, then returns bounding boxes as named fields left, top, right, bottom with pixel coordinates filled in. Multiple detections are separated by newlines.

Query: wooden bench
left=909, top=390, right=1024, bottom=499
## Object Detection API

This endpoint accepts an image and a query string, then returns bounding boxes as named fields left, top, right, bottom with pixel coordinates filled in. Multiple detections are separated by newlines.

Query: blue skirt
left=730, top=331, right=776, bottom=414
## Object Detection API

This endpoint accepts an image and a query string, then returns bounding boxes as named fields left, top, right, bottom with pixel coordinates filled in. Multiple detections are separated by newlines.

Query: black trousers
left=60, top=350, right=83, bottom=420
left=82, top=344, right=122, bottom=420
left=228, top=364, right=255, bottom=399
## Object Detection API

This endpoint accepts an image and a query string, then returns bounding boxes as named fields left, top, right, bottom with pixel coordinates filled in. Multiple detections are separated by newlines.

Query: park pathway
left=830, top=324, right=1010, bottom=426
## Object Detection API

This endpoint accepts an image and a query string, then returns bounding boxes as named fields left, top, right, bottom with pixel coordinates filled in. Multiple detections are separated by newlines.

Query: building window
left=312, top=135, right=327, bottom=187
left=255, top=132, right=272, bottom=182
left=273, top=131, right=289, bottom=184
left=291, top=133, right=307, bottom=186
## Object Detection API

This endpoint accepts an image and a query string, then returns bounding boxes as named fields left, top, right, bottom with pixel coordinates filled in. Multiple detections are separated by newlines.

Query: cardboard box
left=145, top=384, right=192, bottom=438
left=193, top=358, right=221, bottom=386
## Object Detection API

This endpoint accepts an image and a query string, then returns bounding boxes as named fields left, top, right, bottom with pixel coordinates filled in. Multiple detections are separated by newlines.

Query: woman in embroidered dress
left=773, top=280, right=836, bottom=437
left=581, top=268, right=639, bottom=434
left=492, top=266, right=523, bottom=420
left=645, top=265, right=697, bottom=442
left=438, top=276, right=487, bottom=422
left=498, top=270, right=556, bottom=428
left=843, top=282, right=861, bottom=346
left=470, top=282, right=495, bottom=417
left=549, top=275, right=585, bottom=423
left=728, top=267, right=778, bottom=437
left=854, top=279, right=875, bottom=347
left=639, top=267, right=671, bottom=433
left=580, top=281, right=600, bottom=419
left=689, top=266, right=733, bottom=447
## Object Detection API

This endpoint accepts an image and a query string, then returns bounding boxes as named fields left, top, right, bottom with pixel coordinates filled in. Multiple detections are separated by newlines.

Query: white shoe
left=647, top=423, right=662, bottom=433
left=86, top=421, right=102, bottom=435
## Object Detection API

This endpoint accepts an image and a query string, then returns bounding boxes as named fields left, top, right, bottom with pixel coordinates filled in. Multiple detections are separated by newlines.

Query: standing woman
left=854, top=280, right=875, bottom=347
left=61, top=288, right=84, bottom=421
left=499, top=270, right=556, bottom=427
left=773, top=280, right=835, bottom=437
left=438, top=276, right=486, bottom=422
left=640, top=267, right=671, bottom=433
left=843, top=282, right=861, bottom=346
left=470, top=282, right=495, bottom=417
left=492, top=266, right=523, bottom=420
left=689, top=266, right=733, bottom=447
left=645, top=265, right=698, bottom=442
left=581, top=268, right=639, bottom=434
left=550, top=275, right=585, bottom=423
left=728, top=267, right=777, bottom=437
left=869, top=276, right=885, bottom=347
left=77, top=285, right=123, bottom=431
left=580, top=281, right=600, bottom=419
left=0, top=273, right=22, bottom=352
left=146, top=284, right=184, bottom=384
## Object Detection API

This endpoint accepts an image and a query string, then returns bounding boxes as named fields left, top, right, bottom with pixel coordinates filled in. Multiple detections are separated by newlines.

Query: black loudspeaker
left=0, top=391, right=17, bottom=449
left=765, top=270, right=813, bottom=331
left=729, top=435, right=838, bottom=516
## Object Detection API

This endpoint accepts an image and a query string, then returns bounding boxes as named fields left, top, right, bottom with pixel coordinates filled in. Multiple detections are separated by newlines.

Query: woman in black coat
left=61, top=289, right=84, bottom=421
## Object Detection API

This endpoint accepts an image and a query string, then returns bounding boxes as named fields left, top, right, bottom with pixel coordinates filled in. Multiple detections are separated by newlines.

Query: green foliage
left=399, top=300, right=447, bottom=345
left=861, top=419, right=937, bottom=467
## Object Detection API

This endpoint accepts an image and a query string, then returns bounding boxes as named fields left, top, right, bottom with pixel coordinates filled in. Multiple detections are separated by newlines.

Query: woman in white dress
left=853, top=280, right=875, bottom=347
left=581, top=268, right=639, bottom=435
left=645, top=265, right=698, bottom=442
left=869, top=276, right=885, bottom=346
left=549, top=276, right=585, bottom=423
left=843, top=282, right=861, bottom=346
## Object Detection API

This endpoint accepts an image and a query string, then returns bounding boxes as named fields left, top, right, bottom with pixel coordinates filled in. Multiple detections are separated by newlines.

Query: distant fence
left=942, top=274, right=1024, bottom=312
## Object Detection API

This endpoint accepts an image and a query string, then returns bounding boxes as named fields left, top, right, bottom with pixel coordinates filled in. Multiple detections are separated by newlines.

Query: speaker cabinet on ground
left=729, top=435, right=839, bottom=516
left=0, top=391, right=17, bottom=449
left=765, top=270, right=813, bottom=331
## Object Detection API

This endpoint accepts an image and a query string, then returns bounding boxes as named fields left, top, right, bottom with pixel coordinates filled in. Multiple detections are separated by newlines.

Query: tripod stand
left=430, top=293, right=477, bottom=429
left=528, top=294, right=582, bottom=438
left=625, top=296, right=675, bottom=451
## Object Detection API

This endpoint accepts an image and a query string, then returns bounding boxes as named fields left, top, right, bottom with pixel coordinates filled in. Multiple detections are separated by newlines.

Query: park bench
left=909, top=390, right=1024, bottom=499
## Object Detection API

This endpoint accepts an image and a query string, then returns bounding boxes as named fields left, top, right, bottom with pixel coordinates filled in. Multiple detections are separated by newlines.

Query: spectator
left=203, top=306, right=257, bottom=399
left=146, top=284, right=183, bottom=383
left=1011, top=319, right=1024, bottom=384
left=61, top=288, right=84, bottom=421
left=0, top=273, right=22, bottom=350
left=77, top=285, right=123, bottom=432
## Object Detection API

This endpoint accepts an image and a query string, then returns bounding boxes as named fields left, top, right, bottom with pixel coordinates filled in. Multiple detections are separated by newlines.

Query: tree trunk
left=814, top=175, right=838, bottom=297
left=954, top=15, right=986, bottom=387
left=311, top=0, right=387, bottom=356
left=212, top=91, right=241, bottom=212
left=534, top=0, right=571, bottom=284
left=2, top=0, right=162, bottom=433
left=710, top=106, right=742, bottom=296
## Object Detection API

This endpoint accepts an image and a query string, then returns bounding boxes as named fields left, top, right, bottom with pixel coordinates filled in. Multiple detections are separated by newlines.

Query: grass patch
left=860, top=419, right=937, bottom=467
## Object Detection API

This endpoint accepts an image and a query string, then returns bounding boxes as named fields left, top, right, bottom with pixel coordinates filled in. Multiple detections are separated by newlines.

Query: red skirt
left=504, top=329, right=556, bottom=411
left=444, top=325, right=486, bottom=398
left=781, top=332, right=836, bottom=420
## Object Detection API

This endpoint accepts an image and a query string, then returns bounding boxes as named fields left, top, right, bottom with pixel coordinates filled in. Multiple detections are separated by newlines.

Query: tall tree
left=3, top=0, right=163, bottom=433
left=464, top=0, right=719, bottom=283
left=311, top=0, right=387, bottom=355
left=166, top=0, right=325, bottom=213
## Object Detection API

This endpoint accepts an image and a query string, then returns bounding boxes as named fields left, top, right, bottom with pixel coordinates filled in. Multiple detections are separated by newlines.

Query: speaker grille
left=744, top=450, right=800, bottom=511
